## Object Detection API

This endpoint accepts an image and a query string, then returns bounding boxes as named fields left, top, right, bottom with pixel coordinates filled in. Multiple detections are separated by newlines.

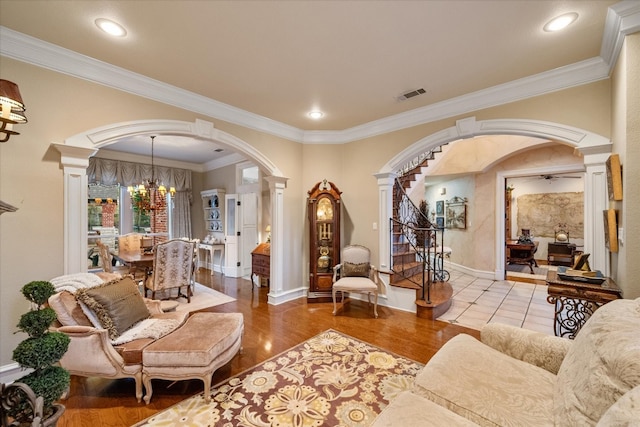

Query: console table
left=198, top=243, right=224, bottom=275
left=506, top=240, right=538, bottom=273
left=251, top=243, right=270, bottom=291
left=546, top=270, right=622, bottom=339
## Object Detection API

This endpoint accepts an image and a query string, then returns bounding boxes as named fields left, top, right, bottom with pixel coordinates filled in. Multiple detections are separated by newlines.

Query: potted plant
left=8, top=281, right=70, bottom=426
left=414, top=200, right=432, bottom=248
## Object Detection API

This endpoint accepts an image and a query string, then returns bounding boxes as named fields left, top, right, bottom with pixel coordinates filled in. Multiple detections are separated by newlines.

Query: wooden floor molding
left=55, top=269, right=478, bottom=427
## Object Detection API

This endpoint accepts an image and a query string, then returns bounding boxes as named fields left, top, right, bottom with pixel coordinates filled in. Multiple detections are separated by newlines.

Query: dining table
left=111, top=250, right=154, bottom=279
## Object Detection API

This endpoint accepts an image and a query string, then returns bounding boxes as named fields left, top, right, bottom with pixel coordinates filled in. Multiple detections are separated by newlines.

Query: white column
left=53, top=144, right=98, bottom=274
left=374, top=172, right=397, bottom=271
left=265, top=176, right=288, bottom=303
left=581, top=152, right=611, bottom=275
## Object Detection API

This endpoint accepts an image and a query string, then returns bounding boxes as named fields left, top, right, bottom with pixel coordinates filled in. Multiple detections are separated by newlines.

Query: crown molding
left=1, top=2, right=636, bottom=145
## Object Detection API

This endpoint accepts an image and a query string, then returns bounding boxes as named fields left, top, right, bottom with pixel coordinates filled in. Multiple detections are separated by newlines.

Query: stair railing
left=391, top=176, right=446, bottom=303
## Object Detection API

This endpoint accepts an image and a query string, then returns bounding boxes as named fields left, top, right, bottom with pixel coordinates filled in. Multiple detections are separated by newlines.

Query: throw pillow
left=554, top=297, right=640, bottom=425
left=48, top=290, right=92, bottom=327
left=76, top=277, right=150, bottom=340
left=342, top=262, right=370, bottom=277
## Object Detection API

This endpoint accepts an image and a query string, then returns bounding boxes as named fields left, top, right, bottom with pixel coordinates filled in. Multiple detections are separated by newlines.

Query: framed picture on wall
left=436, top=216, right=444, bottom=228
left=436, top=200, right=444, bottom=216
left=603, top=209, right=618, bottom=253
left=606, top=154, right=623, bottom=201
left=446, top=197, right=467, bottom=230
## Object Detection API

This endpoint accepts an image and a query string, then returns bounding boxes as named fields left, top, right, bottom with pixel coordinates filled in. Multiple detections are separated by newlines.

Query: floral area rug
left=134, top=329, right=423, bottom=427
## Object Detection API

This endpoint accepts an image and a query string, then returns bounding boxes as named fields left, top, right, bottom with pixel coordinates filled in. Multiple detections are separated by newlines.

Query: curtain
left=88, top=157, right=193, bottom=237
left=172, top=191, right=192, bottom=239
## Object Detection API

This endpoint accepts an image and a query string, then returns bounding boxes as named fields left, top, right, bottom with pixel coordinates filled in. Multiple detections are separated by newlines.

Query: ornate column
left=53, top=144, right=98, bottom=274
left=265, top=176, right=288, bottom=303
left=374, top=172, right=397, bottom=272
left=579, top=149, right=611, bottom=276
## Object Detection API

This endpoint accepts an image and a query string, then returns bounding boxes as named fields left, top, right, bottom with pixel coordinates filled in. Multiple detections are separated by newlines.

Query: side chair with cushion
left=144, top=239, right=196, bottom=303
left=332, top=244, right=380, bottom=318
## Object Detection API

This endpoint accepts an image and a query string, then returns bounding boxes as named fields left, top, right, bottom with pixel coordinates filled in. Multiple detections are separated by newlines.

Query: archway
left=54, top=118, right=288, bottom=302
left=376, top=116, right=613, bottom=279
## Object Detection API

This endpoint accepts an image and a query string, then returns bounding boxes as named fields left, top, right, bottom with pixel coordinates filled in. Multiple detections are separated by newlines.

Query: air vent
left=397, top=88, right=426, bottom=102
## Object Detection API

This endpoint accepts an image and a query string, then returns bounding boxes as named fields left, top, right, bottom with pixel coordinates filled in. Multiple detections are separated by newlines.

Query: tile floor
left=437, top=270, right=555, bottom=335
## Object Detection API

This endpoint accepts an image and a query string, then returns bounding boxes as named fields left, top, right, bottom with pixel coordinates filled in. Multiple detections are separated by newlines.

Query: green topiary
left=9, top=280, right=70, bottom=424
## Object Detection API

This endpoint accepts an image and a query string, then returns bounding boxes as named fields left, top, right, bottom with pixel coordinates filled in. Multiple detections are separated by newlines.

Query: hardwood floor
left=58, top=269, right=480, bottom=427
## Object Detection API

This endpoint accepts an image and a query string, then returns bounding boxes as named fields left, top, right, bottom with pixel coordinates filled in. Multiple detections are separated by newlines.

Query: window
left=236, top=162, right=261, bottom=193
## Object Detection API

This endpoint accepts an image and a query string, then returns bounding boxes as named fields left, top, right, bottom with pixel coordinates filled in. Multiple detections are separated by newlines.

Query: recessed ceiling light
left=95, top=18, right=127, bottom=37
left=308, top=111, right=324, bottom=120
left=543, top=12, right=578, bottom=32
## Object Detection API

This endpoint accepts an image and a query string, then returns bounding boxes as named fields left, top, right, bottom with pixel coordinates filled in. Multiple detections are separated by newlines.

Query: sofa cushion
left=413, top=333, right=555, bottom=427
left=554, top=297, right=640, bottom=425
left=48, top=290, right=92, bottom=327
left=596, top=385, right=640, bottom=426
left=76, top=277, right=150, bottom=340
left=371, top=390, right=479, bottom=427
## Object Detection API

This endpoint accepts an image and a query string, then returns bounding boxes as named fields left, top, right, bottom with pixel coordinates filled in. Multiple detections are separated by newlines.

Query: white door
left=240, top=193, right=259, bottom=277
left=224, top=194, right=240, bottom=277
left=224, top=193, right=260, bottom=278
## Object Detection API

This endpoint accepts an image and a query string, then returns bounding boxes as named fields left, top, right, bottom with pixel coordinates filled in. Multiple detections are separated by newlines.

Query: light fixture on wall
left=0, top=80, right=28, bottom=143
left=127, top=135, right=175, bottom=212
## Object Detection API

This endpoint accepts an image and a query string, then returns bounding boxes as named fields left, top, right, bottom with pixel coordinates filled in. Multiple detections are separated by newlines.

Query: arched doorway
left=54, top=118, right=288, bottom=301
left=376, top=116, right=612, bottom=280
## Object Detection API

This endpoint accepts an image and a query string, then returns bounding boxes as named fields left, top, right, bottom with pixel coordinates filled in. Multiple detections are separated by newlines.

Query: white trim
left=267, top=286, right=307, bottom=305
left=57, top=120, right=289, bottom=303
left=0, top=363, right=31, bottom=384
left=2, top=2, right=638, bottom=144
left=376, top=117, right=612, bottom=284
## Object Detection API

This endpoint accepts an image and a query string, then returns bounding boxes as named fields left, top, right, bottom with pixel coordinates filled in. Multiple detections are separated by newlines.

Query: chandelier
left=127, top=135, right=175, bottom=212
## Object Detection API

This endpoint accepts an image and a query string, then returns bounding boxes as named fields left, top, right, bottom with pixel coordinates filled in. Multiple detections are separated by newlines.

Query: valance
left=88, top=157, right=192, bottom=195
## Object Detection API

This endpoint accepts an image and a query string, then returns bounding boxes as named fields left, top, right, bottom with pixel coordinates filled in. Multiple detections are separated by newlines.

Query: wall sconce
left=0, top=80, right=28, bottom=143
left=439, top=187, right=446, bottom=195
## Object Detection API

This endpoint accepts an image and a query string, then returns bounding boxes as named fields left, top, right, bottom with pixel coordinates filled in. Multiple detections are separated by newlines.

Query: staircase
left=389, top=147, right=453, bottom=319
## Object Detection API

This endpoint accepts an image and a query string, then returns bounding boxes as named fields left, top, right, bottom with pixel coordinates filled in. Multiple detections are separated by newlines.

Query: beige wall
left=2, top=33, right=638, bottom=368
left=611, top=33, right=640, bottom=299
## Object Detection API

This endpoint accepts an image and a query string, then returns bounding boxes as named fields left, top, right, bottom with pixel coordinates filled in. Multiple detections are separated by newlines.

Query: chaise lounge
left=48, top=273, right=243, bottom=403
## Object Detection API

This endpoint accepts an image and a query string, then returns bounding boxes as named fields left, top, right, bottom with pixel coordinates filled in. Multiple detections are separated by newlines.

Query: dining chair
left=332, top=244, right=380, bottom=318
left=95, top=239, right=132, bottom=277
left=118, top=233, right=142, bottom=254
left=144, top=239, right=196, bottom=302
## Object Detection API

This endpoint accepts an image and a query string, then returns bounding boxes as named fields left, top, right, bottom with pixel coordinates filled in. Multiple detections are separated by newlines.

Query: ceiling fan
left=539, top=174, right=582, bottom=181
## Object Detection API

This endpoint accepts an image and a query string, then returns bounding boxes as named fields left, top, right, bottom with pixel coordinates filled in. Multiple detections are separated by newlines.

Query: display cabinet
left=201, top=189, right=225, bottom=237
left=307, top=180, right=342, bottom=302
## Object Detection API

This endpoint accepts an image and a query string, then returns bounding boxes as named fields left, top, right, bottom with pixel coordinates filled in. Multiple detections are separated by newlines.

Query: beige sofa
left=372, top=297, right=640, bottom=426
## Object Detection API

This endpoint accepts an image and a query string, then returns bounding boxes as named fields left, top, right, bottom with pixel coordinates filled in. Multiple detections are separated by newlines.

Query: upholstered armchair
left=332, top=245, right=380, bottom=318
left=144, top=239, right=196, bottom=302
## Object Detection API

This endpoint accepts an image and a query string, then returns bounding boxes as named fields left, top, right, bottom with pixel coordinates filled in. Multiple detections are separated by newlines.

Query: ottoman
left=141, top=312, right=244, bottom=403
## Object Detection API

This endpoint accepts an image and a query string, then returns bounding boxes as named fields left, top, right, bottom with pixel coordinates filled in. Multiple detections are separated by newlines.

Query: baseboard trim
left=0, top=363, right=31, bottom=384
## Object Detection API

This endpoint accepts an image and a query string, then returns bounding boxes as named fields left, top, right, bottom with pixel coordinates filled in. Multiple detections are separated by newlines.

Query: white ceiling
left=0, top=0, right=627, bottom=166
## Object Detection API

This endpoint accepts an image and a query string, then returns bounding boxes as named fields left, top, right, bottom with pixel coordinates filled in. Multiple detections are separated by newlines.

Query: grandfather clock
left=308, top=179, right=342, bottom=302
